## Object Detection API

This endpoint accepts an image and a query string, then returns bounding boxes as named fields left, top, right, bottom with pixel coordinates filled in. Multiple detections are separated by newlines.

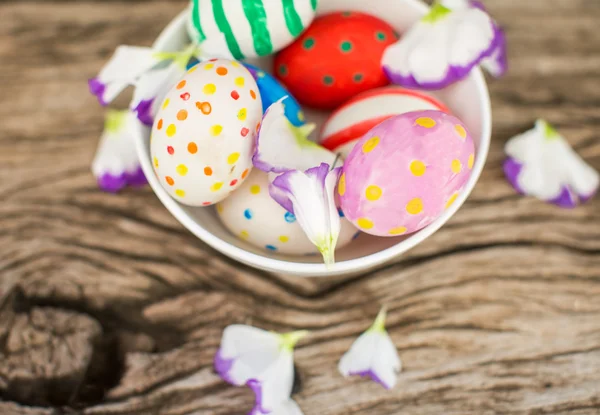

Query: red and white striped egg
left=151, top=59, right=262, bottom=206
left=319, top=86, right=449, bottom=158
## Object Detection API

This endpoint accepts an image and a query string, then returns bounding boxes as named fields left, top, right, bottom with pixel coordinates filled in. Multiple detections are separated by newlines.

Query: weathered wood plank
left=0, top=0, right=599, bottom=414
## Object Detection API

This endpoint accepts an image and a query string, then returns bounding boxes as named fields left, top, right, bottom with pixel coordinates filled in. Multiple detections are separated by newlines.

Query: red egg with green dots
left=273, top=11, right=398, bottom=110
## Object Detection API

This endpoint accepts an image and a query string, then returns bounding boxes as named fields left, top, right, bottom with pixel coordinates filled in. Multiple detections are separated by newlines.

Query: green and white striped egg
left=188, top=0, right=318, bottom=59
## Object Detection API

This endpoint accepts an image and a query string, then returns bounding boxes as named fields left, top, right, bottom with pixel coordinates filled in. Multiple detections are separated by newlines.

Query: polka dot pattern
left=445, top=192, right=459, bottom=209
left=273, top=11, right=397, bottom=110
left=176, top=164, right=188, bottom=176
left=362, top=136, right=380, bottom=153
left=451, top=159, right=462, bottom=174
left=166, top=124, right=176, bottom=137
left=338, top=173, right=346, bottom=196
left=210, top=125, right=223, bottom=136
left=357, top=218, right=374, bottom=229
left=339, top=111, right=475, bottom=236
left=388, top=226, right=407, bottom=235
left=203, top=83, right=216, bottom=95
left=150, top=58, right=262, bottom=206
left=406, top=198, right=423, bottom=215
left=227, top=152, right=240, bottom=165
left=365, top=185, right=382, bottom=201
left=415, top=117, right=436, bottom=128
left=410, top=160, right=426, bottom=176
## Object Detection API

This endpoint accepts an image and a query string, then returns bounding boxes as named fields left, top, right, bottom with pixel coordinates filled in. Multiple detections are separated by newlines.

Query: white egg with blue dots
left=217, top=170, right=358, bottom=255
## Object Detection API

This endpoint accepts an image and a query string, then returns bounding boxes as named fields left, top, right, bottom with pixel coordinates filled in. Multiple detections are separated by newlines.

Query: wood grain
left=1, top=0, right=599, bottom=414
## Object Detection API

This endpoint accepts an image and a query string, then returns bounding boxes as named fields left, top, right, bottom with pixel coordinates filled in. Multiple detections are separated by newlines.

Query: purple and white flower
left=88, top=46, right=160, bottom=106
left=441, top=0, right=507, bottom=78
left=338, top=307, right=402, bottom=390
left=91, top=110, right=148, bottom=193
left=89, top=34, right=232, bottom=125
left=215, top=325, right=308, bottom=415
left=382, top=1, right=505, bottom=90
left=270, top=164, right=342, bottom=266
left=504, top=120, right=599, bottom=208
left=253, top=99, right=336, bottom=174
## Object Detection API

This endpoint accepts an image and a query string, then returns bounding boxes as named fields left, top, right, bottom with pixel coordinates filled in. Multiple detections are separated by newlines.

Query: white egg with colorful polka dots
left=217, top=170, right=358, bottom=255
left=151, top=58, right=262, bottom=206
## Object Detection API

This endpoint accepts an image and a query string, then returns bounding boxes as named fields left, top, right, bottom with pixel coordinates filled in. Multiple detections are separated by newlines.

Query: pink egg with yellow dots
left=151, top=58, right=262, bottom=206
left=339, top=110, right=475, bottom=237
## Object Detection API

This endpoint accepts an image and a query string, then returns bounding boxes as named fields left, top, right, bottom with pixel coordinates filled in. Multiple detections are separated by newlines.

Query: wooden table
left=1, top=0, right=599, bottom=413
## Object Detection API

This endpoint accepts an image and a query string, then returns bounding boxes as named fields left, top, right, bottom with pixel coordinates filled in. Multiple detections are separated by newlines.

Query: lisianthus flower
left=91, top=110, right=147, bottom=193
left=338, top=307, right=402, bottom=390
left=215, top=325, right=308, bottom=414
left=382, top=1, right=505, bottom=90
left=504, top=120, right=599, bottom=208
left=270, top=164, right=342, bottom=266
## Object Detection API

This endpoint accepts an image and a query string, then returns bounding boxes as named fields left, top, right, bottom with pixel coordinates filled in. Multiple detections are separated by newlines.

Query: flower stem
left=368, top=306, right=388, bottom=333
left=279, top=330, right=310, bottom=351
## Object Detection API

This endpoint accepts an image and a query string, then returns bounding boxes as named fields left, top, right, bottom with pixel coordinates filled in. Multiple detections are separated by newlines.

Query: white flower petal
left=214, top=326, right=307, bottom=414
left=271, top=399, right=305, bottom=415
left=253, top=100, right=336, bottom=173
left=270, top=165, right=342, bottom=265
left=131, top=63, right=185, bottom=126
left=89, top=45, right=160, bottom=105
left=382, top=3, right=502, bottom=89
left=91, top=110, right=147, bottom=193
left=251, top=352, right=294, bottom=414
left=338, top=308, right=402, bottom=390
left=216, top=325, right=281, bottom=386
left=338, top=331, right=378, bottom=376
left=504, top=120, right=599, bottom=207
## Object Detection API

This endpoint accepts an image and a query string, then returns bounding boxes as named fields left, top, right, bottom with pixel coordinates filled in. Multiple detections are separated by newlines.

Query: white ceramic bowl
left=134, top=0, right=491, bottom=277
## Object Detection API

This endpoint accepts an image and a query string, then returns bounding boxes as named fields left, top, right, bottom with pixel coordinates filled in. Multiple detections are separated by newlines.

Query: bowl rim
left=137, top=1, right=492, bottom=277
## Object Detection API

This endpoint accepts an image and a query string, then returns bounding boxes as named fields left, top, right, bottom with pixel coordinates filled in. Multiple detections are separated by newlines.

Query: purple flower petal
left=133, top=99, right=155, bottom=126
left=549, top=187, right=578, bottom=209
left=88, top=78, right=107, bottom=106
left=96, top=166, right=147, bottom=193
left=383, top=8, right=505, bottom=90
left=349, top=369, right=393, bottom=390
left=247, top=379, right=268, bottom=414
left=503, top=157, right=525, bottom=195
left=214, top=348, right=238, bottom=386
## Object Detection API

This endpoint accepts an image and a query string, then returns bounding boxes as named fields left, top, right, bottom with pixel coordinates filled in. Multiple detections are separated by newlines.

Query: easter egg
left=274, top=11, right=398, bottom=110
left=187, top=0, right=318, bottom=59
left=339, top=110, right=475, bottom=237
left=151, top=59, right=262, bottom=206
left=244, top=63, right=305, bottom=126
left=320, top=86, right=449, bottom=158
left=217, top=169, right=357, bottom=255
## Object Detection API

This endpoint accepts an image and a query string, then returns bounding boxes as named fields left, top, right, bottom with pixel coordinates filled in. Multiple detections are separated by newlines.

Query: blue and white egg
left=217, top=169, right=357, bottom=255
left=243, top=63, right=305, bottom=126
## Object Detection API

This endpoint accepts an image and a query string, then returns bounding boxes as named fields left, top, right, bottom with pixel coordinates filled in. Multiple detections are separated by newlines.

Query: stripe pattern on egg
left=151, top=59, right=263, bottom=206
left=188, top=0, right=318, bottom=59
left=319, top=86, right=449, bottom=158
